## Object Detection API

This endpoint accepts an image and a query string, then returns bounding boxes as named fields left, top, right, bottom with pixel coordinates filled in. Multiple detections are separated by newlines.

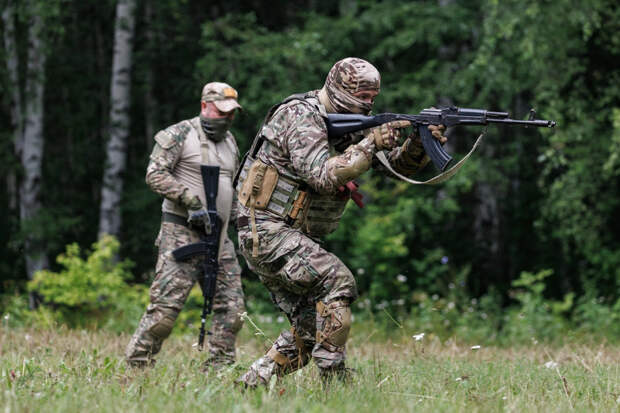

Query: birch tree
left=2, top=0, right=22, bottom=213
left=2, top=0, right=49, bottom=308
left=98, top=0, right=136, bottom=239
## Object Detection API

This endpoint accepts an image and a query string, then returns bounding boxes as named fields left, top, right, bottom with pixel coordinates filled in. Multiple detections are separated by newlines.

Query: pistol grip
left=419, top=125, right=452, bottom=171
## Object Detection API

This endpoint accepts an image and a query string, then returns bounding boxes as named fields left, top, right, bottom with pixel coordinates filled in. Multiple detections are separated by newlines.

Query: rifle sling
left=376, top=132, right=485, bottom=185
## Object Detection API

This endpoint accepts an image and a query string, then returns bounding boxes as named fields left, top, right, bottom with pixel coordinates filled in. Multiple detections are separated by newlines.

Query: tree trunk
left=3, top=1, right=50, bottom=308
left=144, top=0, right=155, bottom=151
left=2, top=1, right=22, bottom=215
left=98, top=0, right=136, bottom=239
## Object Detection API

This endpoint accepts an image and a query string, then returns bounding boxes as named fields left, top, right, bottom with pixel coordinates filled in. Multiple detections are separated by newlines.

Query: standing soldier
left=234, top=57, right=446, bottom=386
left=125, top=82, right=246, bottom=369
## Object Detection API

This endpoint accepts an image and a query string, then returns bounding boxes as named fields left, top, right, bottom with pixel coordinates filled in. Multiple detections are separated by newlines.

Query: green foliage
left=26, top=236, right=148, bottom=332
left=0, top=293, right=59, bottom=329
left=1, top=0, right=619, bottom=335
left=502, top=270, right=572, bottom=342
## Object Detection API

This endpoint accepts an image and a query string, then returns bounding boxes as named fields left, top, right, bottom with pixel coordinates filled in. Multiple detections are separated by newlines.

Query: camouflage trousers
left=236, top=218, right=357, bottom=386
left=125, top=221, right=245, bottom=367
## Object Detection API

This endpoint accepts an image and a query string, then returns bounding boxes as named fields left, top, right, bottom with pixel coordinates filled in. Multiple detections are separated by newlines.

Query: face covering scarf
left=201, top=116, right=232, bottom=142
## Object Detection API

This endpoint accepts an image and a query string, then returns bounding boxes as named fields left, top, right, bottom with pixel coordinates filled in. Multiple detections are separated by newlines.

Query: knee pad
left=149, top=314, right=176, bottom=339
left=316, top=300, right=352, bottom=348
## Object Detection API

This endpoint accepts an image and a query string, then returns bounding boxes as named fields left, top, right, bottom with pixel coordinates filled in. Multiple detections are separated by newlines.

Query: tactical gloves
left=180, top=188, right=202, bottom=210
left=187, top=207, right=212, bottom=234
left=427, top=124, right=447, bottom=144
left=180, top=188, right=212, bottom=234
left=402, top=124, right=448, bottom=155
left=365, top=120, right=411, bottom=150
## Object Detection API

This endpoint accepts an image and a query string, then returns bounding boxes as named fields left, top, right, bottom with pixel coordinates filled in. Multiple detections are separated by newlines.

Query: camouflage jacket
left=237, top=91, right=428, bottom=237
left=146, top=116, right=239, bottom=248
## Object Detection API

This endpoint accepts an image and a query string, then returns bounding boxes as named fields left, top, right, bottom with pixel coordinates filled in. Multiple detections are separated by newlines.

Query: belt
left=162, top=212, right=189, bottom=227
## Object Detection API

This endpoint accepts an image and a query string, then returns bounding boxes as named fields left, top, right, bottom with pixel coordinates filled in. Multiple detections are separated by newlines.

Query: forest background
left=1, top=0, right=619, bottom=343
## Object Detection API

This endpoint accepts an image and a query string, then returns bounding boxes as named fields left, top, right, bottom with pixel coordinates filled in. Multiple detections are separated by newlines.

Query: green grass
left=1, top=322, right=619, bottom=412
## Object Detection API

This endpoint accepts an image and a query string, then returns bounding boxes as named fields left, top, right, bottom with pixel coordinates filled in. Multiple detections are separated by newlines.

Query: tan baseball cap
left=201, top=82, right=242, bottom=112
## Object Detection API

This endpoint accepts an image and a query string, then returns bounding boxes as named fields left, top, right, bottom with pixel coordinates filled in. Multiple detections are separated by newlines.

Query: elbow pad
left=326, top=136, right=375, bottom=187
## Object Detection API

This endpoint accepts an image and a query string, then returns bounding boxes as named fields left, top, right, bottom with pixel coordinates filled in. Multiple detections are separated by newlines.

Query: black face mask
left=200, top=116, right=232, bottom=142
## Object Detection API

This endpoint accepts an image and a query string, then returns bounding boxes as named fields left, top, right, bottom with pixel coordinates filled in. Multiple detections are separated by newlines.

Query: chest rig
left=234, top=93, right=348, bottom=256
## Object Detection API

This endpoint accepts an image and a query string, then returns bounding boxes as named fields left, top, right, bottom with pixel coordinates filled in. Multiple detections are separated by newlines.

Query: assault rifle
left=327, top=107, right=556, bottom=171
left=172, top=165, right=221, bottom=350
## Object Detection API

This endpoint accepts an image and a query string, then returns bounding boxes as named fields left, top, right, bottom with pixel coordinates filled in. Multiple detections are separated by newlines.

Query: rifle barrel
left=487, top=118, right=556, bottom=128
left=486, top=111, right=509, bottom=118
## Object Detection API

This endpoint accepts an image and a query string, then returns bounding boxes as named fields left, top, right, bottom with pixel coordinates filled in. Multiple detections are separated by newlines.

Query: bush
left=26, top=235, right=148, bottom=332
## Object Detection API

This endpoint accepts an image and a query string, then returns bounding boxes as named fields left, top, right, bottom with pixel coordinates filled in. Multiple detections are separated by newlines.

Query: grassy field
left=1, top=321, right=619, bottom=413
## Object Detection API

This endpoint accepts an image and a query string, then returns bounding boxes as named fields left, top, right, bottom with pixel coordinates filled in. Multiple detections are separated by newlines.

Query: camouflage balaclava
left=320, top=57, right=381, bottom=115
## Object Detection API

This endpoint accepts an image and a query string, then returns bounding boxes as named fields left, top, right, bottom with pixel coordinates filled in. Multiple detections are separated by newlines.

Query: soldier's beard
left=200, top=116, right=232, bottom=142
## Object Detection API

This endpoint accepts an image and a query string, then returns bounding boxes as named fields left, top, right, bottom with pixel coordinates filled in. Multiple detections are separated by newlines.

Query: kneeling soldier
left=235, top=58, right=446, bottom=386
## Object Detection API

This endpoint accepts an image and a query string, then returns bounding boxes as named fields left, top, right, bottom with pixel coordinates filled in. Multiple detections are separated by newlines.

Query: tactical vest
left=235, top=93, right=348, bottom=253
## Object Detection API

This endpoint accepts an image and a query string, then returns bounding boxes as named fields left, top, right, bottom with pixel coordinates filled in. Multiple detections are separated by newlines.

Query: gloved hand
left=428, top=124, right=447, bottom=144
left=180, top=189, right=202, bottom=210
left=187, top=207, right=212, bottom=234
left=366, top=120, right=411, bottom=150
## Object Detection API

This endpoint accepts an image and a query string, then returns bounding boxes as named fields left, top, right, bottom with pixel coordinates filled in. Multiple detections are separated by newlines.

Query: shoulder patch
left=154, top=120, right=192, bottom=149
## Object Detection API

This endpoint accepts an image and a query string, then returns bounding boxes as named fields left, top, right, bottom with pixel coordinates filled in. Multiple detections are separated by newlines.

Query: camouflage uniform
left=236, top=58, right=429, bottom=386
left=125, top=83, right=245, bottom=368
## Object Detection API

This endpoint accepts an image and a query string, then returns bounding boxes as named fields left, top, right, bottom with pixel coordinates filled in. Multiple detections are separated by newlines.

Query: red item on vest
left=338, top=181, right=364, bottom=208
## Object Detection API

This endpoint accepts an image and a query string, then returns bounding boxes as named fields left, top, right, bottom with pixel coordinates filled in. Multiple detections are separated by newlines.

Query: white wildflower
left=3, top=314, right=9, bottom=321
left=447, top=302, right=455, bottom=310
left=396, top=274, right=407, bottom=283
left=412, top=333, right=425, bottom=341
left=471, top=345, right=481, bottom=350
left=544, top=361, right=558, bottom=369
left=276, top=316, right=285, bottom=323
left=356, top=268, right=365, bottom=275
